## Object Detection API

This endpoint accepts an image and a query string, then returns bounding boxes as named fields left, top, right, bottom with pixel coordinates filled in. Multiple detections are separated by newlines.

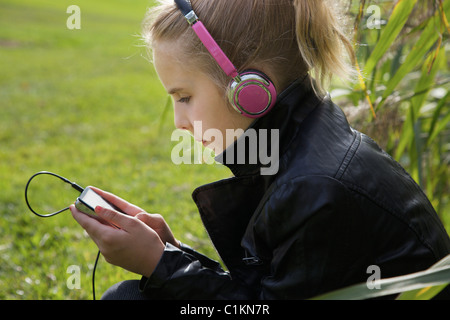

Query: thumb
left=135, top=212, right=153, bottom=226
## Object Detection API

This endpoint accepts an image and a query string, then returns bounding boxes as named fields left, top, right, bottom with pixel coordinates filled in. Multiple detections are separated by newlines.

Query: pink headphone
left=174, top=0, right=277, bottom=119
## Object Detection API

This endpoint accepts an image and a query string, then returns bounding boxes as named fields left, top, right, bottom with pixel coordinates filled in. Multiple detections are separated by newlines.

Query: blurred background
left=0, top=0, right=448, bottom=299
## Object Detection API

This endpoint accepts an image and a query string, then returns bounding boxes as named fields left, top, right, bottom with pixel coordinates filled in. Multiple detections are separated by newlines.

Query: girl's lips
left=194, top=136, right=214, bottom=148
left=194, top=138, right=210, bottom=147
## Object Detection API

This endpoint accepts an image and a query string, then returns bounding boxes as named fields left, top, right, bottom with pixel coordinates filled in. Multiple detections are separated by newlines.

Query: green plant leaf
left=378, top=0, right=450, bottom=108
left=362, top=0, right=418, bottom=77
left=394, top=103, right=414, bottom=161
left=158, top=95, right=173, bottom=134
left=426, top=91, right=450, bottom=147
left=408, top=49, right=445, bottom=186
left=396, top=254, right=450, bottom=300
left=395, top=284, right=448, bottom=300
left=311, top=254, right=450, bottom=300
left=411, top=50, right=444, bottom=117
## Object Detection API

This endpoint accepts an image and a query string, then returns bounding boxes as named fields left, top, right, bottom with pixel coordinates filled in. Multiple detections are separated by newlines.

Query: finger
left=95, top=205, right=141, bottom=232
left=70, top=204, right=92, bottom=229
left=135, top=212, right=155, bottom=226
left=88, top=186, right=144, bottom=217
left=70, top=204, right=114, bottom=236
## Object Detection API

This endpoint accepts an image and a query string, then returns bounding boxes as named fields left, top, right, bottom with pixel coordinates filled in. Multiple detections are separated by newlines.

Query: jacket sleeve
left=139, top=242, right=255, bottom=299
left=139, top=176, right=366, bottom=300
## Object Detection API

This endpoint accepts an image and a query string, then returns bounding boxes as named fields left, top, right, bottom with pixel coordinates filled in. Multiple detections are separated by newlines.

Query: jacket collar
left=215, top=75, right=321, bottom=177
left=191, top=76, right=323, bottom=271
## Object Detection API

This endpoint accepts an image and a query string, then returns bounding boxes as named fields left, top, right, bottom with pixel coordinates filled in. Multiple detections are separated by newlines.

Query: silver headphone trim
left=184, top=10, right=198, bottom=25
left=228, top=74, right=273, bottom=116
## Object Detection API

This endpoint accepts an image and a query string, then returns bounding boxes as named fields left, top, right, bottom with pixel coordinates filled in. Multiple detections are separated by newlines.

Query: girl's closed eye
left=178, top=96, right=191, bottom=103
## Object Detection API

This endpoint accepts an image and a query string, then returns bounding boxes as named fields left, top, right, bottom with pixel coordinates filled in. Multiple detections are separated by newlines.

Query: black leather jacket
left=140, top=77, right=450, bottom=299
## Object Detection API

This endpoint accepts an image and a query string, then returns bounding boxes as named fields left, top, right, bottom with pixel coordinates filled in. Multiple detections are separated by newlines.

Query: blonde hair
left=142, top=0, right=355, bottom=96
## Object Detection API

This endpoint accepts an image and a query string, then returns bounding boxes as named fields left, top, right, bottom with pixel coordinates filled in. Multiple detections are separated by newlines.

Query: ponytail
left=294, top=0, right=356, bottom=93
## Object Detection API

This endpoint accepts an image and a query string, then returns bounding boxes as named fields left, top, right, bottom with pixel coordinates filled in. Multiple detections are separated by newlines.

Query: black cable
left=25, top=171, right=84, bottom=218
left=92, top=250, right=101, bottom=300
left=25, top=171, right=100, bottom=300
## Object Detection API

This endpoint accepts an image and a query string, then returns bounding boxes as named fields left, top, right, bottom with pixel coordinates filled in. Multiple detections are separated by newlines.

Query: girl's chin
left=203, top=142, right=222, bottom=155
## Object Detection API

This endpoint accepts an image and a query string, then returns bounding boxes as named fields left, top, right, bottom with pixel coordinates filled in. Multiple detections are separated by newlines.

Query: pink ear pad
left=238, top=84, right=270, bottom=114
left=229, top=71, right=277, bottom=118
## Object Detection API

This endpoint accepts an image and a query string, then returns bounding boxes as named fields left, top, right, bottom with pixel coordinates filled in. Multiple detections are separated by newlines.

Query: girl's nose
left=173, top=104, right=191, bottom=132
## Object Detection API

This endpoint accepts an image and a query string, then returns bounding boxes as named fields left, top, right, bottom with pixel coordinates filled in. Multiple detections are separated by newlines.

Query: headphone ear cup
left=228, top=70, right=277, bottom=119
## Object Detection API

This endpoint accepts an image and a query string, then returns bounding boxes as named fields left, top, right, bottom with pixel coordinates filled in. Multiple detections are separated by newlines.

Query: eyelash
left=177, top=97, right=191, bottom=104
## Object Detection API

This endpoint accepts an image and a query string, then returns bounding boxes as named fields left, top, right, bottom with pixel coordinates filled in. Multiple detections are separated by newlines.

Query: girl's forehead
left=153, top=39, right=197, bottom=71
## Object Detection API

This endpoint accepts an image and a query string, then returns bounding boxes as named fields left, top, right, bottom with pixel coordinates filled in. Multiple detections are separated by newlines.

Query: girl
left=70, top=0, right=450, bottom=299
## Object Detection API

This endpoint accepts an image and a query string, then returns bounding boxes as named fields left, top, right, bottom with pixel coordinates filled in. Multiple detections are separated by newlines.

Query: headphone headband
left=174, top=0, right=277, bottom=118
left=175, top=0, right=239, bottom=80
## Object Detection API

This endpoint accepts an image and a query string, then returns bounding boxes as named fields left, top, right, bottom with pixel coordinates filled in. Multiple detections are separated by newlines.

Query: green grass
left=0, top=0, right=228, bottom=299
left=1, top=0, right=448, bottom=300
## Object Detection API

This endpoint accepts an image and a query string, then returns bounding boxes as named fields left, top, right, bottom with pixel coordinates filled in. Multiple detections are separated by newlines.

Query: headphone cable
left=25, top=171, right=84, bottom=217
left=25, top=171, right=100, bottom=300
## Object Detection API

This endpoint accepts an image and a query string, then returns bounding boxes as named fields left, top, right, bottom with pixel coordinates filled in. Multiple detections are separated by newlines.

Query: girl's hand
left=87, top=187, right=179, bottom=248
left=134, top=212, right=180, bottom=249
left=69, top=187, right=177, bottom=277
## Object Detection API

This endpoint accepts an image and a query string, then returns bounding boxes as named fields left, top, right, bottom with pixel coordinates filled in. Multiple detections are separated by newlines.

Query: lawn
left=0, top=0, right=228, bottom=299
left=1, top=0, right=448, bottom=300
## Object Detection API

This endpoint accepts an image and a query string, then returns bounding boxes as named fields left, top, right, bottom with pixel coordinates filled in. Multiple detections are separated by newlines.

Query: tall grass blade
left=158, top=95, right=173, bottom=134
left=396, top=254, right=450, bottom=300
left=438, top=0, right=450, bottom=35
left=311, top=255, right=450, bottom=300
left=427, top=95, right=450, bottom=147
left=362, top=0, right=418, bottom=77
left=378, top=0, right=450, bottom=108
